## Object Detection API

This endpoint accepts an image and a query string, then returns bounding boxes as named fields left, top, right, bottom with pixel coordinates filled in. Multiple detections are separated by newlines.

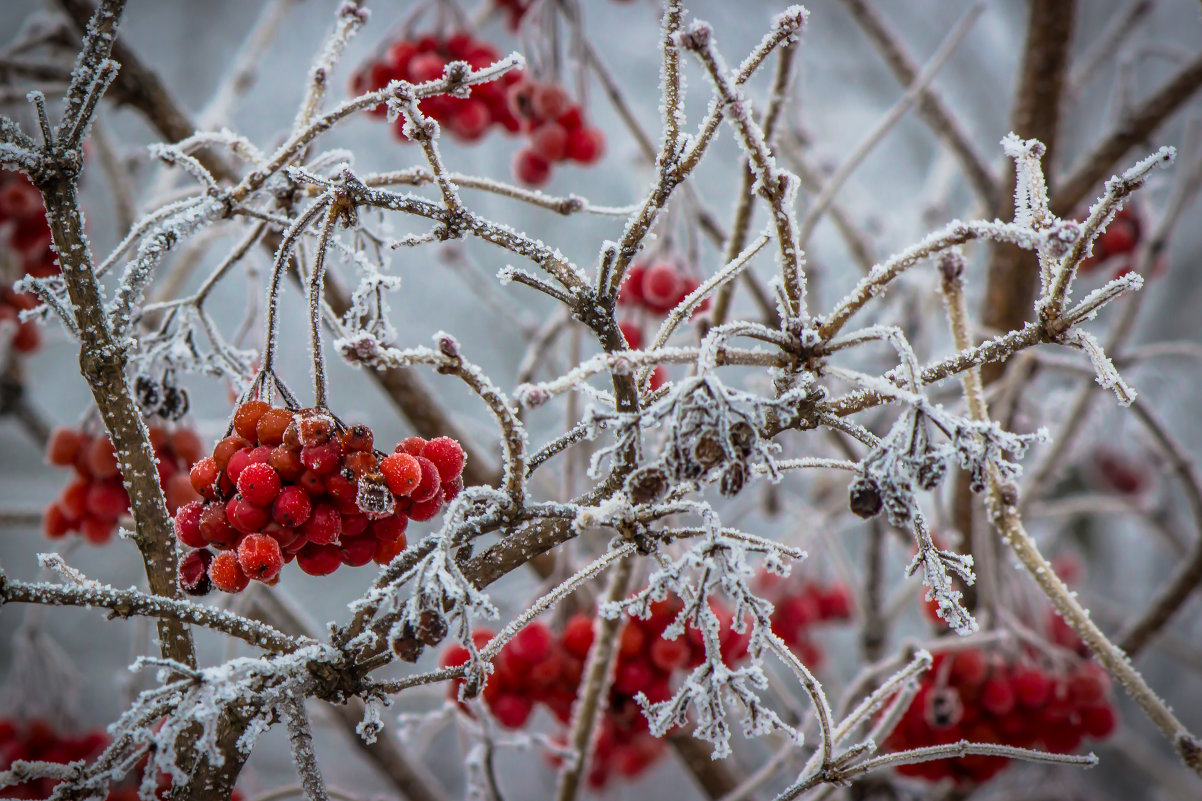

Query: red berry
left=421, top=437, right=466, bottom=482
left=649, top=637, right=690, bottom=672
left=981, top=674, right=1016, bottom=717
left=1080, top=704, right=1117, bottom=739
left=87, top=437, right=120, bottom=480
left=562, top=614, right=595, bottom=658
left=641, top=262, right=683, bottom=313
left=373, top=534, right=408, bottom=565
left=213, top=435, right=250, bottom=472
left=619, top=263, right=646, bottom=306
left=619, top=320, right=643, bottom=350
left=80, top=516, right=115, bottom=544
left=531, top=85, right=570, bottom=121
left=43, top=503, right=71, bottom=538
left=199, top=502, right=239, bottom=547
left=513, top=147, right=551, bottom=186
left=46, top=427, right=84, bottom=466
left=380, top=452, right=422, bottom=496
left=227, top=497, right=271, bottom=534
left=272, top=485, right=313, bottom=527
left=441, top=476, right=463, bottom=502
left=234, top=533, right=282, bottom=581
left=236, top=463, right=282, bottom=506
left=300, top=504, right=341, bottom=545
left=296, top=411, right=334, bottom=446
left=407, top=488, right=445, bottom=521
left=1068, top=662, right=1110, bottom=707
left=296, top=543, right=342, bottom=576
left=491, top=694, right=534, bottom=728
left=255, top=407, right=294, bottom=446
left=566, top=126, right=605, bottom=164
left=949, top=649, right=988, bottom=687
left=1013, top=666, right=1052, bottom=708
left=340, top=425, right=374, bottom=453
left=209, top=550, right=250, bottom=593
left=531, top=122, right=568, bottom=161
left=233, top=400, right=271, bottom=441
left=450, top=99, right=491, bottom=141
left=173, top=501, right=207, bottom=548
left=169, top=427, right=205, bottom=465
left=301, top=439, right=342, bottom=475
left=85, top=480, right=129, bottom=520
left=370, top=513, right=408, bottom=542
left=165, top=472, right=201, bottom=512
left=178, top=550, right=214, bottom=596
left=269, top=446, right=305, bottom=481
left=398, top=437, right=427, bottom=456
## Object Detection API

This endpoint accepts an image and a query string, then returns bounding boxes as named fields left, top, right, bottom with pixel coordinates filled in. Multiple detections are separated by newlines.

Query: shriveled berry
left=209, top=550, right=250, bottom=593
left=237, top=463, right=282, bottom=506
left=296, top=411, right=334, bottom=446
left=237, top=533, right=284, bottom=582
left=178, top=549, right=214, bottom=596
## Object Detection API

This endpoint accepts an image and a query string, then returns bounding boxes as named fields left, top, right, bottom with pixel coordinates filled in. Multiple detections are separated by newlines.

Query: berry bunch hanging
left=1, top=170, right=58, bottom=354
left=884, top=648, right=1118, bottom=785
left=351, top=32, right=523, bottom=142
left=43, top=424, right=204, bottom=545
left=507, top=78, right=606, bottom=186
left=440, top=595, right=751, bottom=789
left=176, top=400, right=466, bottom=594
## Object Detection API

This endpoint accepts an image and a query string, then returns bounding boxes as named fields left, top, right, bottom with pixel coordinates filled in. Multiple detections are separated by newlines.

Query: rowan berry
left=236, top=463, right=282, bottom=506
left=178, top=549, right=214, bottom=596
left=237, top=533, right=284, bottom=582
left=421, top=437, right=466, bottom=482
left=380, top=452, right=422, bottom=495
left=300, top=503, right=341, bottom=545
left=296, top=543, right=342, bottom=576
left=173, top=501, right=207, bottom=548
left=209, top=550, right=250, bottom=593
left=272, top=485, right=312, bottom=527
left=233, top=400, right=270, bottom=441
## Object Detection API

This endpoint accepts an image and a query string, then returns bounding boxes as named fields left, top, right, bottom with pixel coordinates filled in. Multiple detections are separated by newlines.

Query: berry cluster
left=1080, top=205, right=1145, bottom=277
left=176, top=401, right=466, bottom=594
left=43, top=424, right=203, bottom=544
left=754, top=570, right=853, bottom=668
left=0, top=718, right=241, bottom=801
left=1, top=170, right=57, bottom=354
left=1088, top=446, right=1154, bottom=496
left=618, top=260, right=710, bottom=319
left=441, top=595, right=751, bottom=788
left=351, top=33, right=523, bottom=142
left=885, top=649, right=1118, bottom=784
left=507, top=78, right=605, bottom=186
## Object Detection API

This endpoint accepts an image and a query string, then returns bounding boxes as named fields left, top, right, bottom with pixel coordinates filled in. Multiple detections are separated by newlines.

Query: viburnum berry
left=272, top=485, right=313, bottom=527
left=296, top=543, right=342, bottom=576
left=513, top=147, right=551, bottom=186
left=236, top=462, right=282, bottom=506
left=237, top=533, right=284, bottom=582
left=421, top=437, right=466, bottom=482
left=233, top=399, right=271, bottom=441
left=174, top=500, right=207, bottom=549
left=380, top=452, right=422, bottom=495
left=209, top=550, right=250, bottom=593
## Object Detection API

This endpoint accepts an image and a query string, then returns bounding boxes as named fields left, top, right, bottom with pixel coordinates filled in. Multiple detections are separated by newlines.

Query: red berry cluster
left=351, top=33, right=522, bottom=143
left=884, top=649, right=1118, bottom=785
left=43, top=424, right=204, bottom=545
left=618, top=260, right=710, bottom=319
left=1, top=170, right=57, bottom=354
left=0, top=718, right=241, bottom=801
left=507, top=79, right=605, bottom=186
left=175, top=401, right=466, bottom=594
left=441, top=596, right=750, bottom=789
left=754, top=570, right=854, bottom=668
left=1088, top=446, right=1154, bottom=496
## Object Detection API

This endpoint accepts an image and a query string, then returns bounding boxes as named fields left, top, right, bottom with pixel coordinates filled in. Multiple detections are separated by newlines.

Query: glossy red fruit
left=296, top=543, right=342, bottom=576
left=236, top=463, right=282, bottom=506
left=300, top=504, right=341, bottom=546
left=380, top=452, right=422, bottom=496
left=339, top=534, right=377, bottom=567
left=370, top=513, right=408, bottom=542
left=1013, top=666, right=1052, bottom=708
left=411, top=457, right=442, bottom=503
left=233, top=400, right=271, bottom=441
left=566, top=126, right=605, bottom=164
left=407, top=488, right=445, bottom=521
left=373, top=532, right=408, bottom=564
left=199, top=502, right=239, bottom=547
left=641, top=262, right=683, bottom=312
left=301, top=439, right=342, bottom=475
left=981, top=674, right=1016, bottom=717
left=238, top=533, right=284, bottom=581
left=1068, top=662, right=1110, bottom=707
left=531, top=122, right=568, bottom=161
left=209, top=550, right=250, bottom=593
left=421, top=437, right=466, bottom=482
left=398, top=437, right=428, bottom=456
left=562, top=613, right=595, bottom=658
left=173, top=501, right=207, bottom=548
left=272, top=485, right=313, bottom=527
